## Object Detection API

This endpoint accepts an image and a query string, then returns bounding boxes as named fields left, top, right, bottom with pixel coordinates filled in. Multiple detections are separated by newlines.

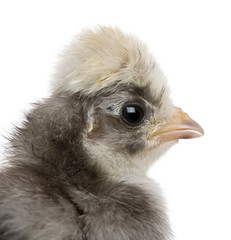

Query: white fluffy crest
left=52, top=26, right=168, bottom=97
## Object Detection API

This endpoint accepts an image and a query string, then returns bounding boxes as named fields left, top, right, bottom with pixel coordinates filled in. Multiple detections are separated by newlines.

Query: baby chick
left=0, top=26, right=203, bottom=240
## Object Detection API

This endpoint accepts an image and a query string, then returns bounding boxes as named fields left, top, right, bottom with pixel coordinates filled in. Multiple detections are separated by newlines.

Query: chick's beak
left=148, top=107, right=204, bottom=143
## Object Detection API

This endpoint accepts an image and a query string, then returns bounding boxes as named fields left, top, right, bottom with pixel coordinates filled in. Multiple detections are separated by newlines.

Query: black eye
left=121, top=103, right=145, bottom=126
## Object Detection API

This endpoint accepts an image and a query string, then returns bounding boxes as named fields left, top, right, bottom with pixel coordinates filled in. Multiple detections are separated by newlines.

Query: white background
left=0, top=1, right=230, bottom=239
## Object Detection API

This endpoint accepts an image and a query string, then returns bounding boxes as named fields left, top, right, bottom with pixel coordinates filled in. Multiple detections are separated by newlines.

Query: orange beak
left=148, top=107, right=204, bottom=143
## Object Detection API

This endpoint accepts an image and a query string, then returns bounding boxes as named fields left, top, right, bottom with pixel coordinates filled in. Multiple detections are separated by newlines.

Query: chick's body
left=0, top=27, right=203, bottom=240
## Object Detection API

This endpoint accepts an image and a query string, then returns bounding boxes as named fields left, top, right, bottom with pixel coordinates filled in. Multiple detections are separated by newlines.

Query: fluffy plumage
left=0, top=26, right=203, bottom=240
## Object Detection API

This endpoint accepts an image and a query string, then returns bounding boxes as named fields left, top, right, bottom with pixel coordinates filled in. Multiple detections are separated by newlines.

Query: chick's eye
left=121, top=103, right=145, bottom=126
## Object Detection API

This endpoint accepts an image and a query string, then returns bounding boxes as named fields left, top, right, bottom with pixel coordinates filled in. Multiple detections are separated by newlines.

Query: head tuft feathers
left=52, top=26, right=168, bottom=97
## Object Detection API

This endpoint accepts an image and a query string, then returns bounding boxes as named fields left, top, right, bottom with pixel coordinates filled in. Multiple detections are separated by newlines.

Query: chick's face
left=82, top=81, right=203, bottom=177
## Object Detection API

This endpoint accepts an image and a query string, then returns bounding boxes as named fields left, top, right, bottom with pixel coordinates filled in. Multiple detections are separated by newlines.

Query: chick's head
left=52, top=27, right=203, bottom=178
